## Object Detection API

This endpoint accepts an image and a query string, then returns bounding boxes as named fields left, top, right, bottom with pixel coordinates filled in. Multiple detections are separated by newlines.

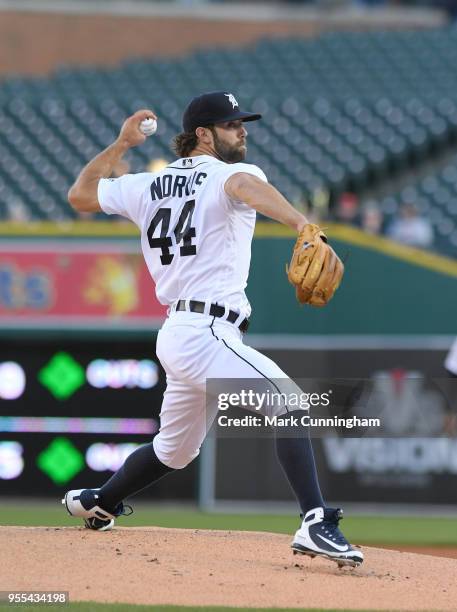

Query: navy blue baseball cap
left=183, top=91, right=261, bottom=133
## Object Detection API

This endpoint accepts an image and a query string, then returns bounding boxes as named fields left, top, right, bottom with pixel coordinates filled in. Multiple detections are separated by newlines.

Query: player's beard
left=211, top=129, right=246, bottom=163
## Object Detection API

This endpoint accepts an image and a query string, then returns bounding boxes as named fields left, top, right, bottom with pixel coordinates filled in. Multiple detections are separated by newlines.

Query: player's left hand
left=117, top=109, right=157, bottom=149
left=287, top=223, right=344, bottom=306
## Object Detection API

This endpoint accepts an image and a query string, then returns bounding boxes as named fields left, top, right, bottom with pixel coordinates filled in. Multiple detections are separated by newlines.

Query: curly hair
left=171, top=132, right=199, bottom=158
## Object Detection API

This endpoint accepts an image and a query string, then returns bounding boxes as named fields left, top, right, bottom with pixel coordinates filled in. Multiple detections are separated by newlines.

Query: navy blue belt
left=176, top=300, right=250, bottom=333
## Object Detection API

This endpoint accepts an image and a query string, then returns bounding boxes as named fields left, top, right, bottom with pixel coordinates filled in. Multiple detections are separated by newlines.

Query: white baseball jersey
left=98, top=154, right=267, bottom=318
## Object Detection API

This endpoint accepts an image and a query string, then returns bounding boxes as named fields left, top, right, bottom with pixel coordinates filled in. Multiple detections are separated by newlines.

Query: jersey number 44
left=147, top=199, right=197, bottom=265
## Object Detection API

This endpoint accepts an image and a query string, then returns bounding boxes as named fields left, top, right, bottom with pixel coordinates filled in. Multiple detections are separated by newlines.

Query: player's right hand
left=116, top=109, right=157, bottom=149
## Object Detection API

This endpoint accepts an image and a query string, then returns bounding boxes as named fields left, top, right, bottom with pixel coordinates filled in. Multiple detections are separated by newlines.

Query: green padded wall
left=248, top=233, right=456, bottom=335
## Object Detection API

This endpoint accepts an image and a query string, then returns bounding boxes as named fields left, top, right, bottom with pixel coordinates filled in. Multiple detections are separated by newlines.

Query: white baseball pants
left=154, top=310, right=295, bottom=469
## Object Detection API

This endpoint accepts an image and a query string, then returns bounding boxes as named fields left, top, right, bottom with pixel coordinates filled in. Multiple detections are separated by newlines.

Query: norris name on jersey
left=150, top=171, right=208, bottom=201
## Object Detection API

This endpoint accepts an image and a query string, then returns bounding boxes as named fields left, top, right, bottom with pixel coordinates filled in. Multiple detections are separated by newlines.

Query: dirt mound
left=1, top=526, right=455, bottom=610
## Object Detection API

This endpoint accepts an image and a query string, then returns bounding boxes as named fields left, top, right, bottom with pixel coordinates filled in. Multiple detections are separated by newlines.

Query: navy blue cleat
left=62, top=488, right=132, bottom=531
left=292, top=506, right=363, bottom=568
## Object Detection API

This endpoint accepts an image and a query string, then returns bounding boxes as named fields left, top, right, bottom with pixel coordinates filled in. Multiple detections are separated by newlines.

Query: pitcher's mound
left=0, top=526, right=455, bottom=610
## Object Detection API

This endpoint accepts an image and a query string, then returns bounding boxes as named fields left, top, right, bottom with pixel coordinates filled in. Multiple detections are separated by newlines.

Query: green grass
left=1, top=502, right=457, bottom=547
left=0, top=606, right=403, bottom=612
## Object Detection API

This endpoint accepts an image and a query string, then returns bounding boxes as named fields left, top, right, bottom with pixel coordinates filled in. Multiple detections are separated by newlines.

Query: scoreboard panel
left=0, top=339, right=193, bottom=497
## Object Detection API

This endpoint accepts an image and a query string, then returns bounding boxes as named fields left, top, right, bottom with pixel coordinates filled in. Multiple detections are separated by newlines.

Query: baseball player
left=62, top=91, right=363, bottom=568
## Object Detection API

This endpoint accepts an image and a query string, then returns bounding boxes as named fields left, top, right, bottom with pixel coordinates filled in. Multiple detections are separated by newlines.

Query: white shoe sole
left=291, top=542, right=363, bottom=568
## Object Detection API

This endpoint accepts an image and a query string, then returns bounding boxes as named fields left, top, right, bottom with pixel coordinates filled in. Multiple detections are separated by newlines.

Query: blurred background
left=0, top=0, right=456, bottom=535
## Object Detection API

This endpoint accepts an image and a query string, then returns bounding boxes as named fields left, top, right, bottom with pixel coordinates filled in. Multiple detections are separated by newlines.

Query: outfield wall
left=249, top=226, right=457, bottom=335
left=0, top=223, right=455, bottom=336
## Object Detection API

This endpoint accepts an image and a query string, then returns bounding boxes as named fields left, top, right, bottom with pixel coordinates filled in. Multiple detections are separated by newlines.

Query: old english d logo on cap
left=224, top=94, right=239, bottom=109
left=182, top=91, right=261, bottom=132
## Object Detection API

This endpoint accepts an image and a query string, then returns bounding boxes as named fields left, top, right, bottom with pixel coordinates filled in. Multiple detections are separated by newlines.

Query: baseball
left=140, top=117, right=157, bottom=136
